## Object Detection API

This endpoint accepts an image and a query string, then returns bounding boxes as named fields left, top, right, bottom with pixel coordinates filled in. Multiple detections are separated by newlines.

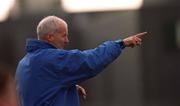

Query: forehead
left=56, top=21, right=67, bottom=33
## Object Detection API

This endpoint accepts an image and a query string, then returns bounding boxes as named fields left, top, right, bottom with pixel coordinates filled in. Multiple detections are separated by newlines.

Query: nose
left=65, top=36, right=69, bottom=43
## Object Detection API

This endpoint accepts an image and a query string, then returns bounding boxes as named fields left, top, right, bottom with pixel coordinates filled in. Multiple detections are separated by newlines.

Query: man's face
left=48, top=24, right=69, bottom=49
left=53, top=28, right=69, bottom=49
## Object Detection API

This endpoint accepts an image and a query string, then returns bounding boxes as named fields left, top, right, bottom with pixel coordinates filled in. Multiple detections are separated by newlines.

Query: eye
left=63, top=32, right=68, bottom=37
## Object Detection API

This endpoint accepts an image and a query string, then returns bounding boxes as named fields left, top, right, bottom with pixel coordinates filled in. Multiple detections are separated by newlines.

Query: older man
left=16, top=16, right=147, bottom=106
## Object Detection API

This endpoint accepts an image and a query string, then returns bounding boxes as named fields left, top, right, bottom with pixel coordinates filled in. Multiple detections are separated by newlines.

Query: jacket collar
left=26, top=39, right=56, bottom=52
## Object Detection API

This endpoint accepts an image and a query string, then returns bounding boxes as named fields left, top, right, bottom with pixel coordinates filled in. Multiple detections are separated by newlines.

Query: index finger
left=135, top=32, right=147, bottom=38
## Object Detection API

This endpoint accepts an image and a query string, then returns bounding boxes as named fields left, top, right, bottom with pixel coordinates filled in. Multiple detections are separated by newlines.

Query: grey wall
left=140, top=5, right=180, bottom=106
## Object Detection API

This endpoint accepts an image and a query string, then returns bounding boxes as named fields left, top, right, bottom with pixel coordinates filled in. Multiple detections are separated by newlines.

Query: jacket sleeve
left=55, top=40, right=125, bottom=86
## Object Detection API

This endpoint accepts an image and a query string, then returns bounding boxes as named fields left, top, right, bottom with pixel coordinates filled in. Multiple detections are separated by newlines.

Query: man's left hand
left=76, top=85, right=87, bottom=100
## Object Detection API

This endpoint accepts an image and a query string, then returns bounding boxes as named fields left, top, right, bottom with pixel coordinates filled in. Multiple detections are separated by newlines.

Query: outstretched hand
left=76, top=85, right=87, bottom=100
left=123, top=32, right=147, bottom=48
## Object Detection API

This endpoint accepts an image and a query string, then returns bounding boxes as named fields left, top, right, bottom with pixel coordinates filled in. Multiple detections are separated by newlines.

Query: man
left=16, top=16, right=147, bottom=106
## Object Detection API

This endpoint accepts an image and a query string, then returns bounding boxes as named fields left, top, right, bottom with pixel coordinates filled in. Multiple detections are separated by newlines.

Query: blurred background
left=0, top=0, right=180, bottom=106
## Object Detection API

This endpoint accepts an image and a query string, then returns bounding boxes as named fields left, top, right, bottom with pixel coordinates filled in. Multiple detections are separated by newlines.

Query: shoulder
left=40, top=48, right=84, bottom=59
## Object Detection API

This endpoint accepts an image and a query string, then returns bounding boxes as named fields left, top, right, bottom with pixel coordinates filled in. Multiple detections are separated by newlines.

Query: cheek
left=55, top=36, right=66, bottom=43
left=57, top=38, right=65, bottom=45
left=56, top=37, right=63, bottom=42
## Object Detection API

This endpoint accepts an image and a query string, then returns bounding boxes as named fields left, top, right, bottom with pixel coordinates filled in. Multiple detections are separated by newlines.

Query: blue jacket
left=16, top=39, right=125, bottom=106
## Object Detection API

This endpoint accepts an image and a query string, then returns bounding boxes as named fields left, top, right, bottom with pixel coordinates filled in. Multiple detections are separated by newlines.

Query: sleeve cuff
left=115, top=39, right=126, bottom=49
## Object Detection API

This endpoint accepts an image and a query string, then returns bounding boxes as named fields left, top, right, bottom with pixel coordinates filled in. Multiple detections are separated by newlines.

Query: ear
left=46, top=34, right=54, bottom=42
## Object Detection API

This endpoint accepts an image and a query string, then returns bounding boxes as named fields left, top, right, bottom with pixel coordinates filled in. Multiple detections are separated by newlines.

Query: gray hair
left=36, top=16, right=65, bottom=39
